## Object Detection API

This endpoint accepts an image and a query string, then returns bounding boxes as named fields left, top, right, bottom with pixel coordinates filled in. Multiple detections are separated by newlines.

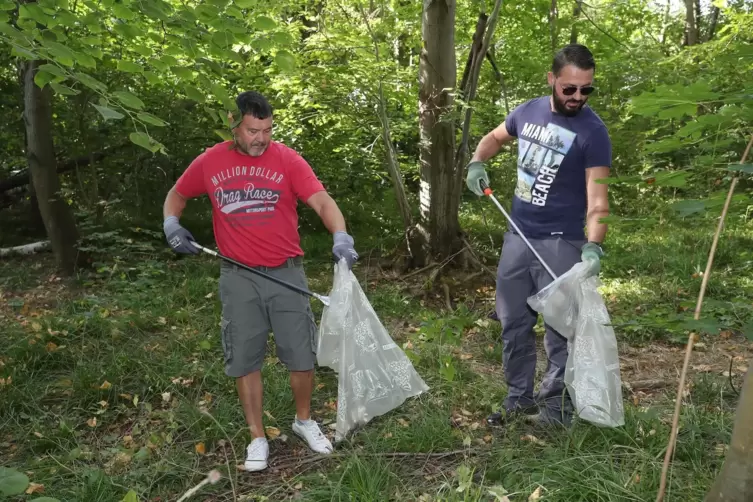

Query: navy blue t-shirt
left=504, top=96, right=611, bottom=240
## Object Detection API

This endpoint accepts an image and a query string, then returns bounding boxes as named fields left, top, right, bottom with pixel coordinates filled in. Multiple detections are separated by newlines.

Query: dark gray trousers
left=495, top=231, right=586, bottom=417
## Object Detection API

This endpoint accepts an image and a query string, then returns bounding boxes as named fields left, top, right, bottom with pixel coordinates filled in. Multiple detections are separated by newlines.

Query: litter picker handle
left=479, top=180, right=558, bottom=280
left=189, top=241, right=331, bottom=306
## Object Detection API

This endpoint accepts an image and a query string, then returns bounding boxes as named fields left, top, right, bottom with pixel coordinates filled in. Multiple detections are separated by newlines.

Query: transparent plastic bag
left=317, top=259, right=430, bottom=442
left=527, top=261, right=625, bottom=428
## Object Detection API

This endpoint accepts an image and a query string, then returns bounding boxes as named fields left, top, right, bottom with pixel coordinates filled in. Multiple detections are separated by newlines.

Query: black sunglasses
left=560, top=84, right=595, bottom=96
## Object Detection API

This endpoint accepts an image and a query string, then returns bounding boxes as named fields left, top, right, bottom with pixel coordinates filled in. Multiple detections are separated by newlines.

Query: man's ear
left=547, top=71, right=554, bottom=87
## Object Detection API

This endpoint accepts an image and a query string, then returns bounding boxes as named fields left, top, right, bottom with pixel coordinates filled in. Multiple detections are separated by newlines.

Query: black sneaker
left=486, top=405, right=540, bottom=426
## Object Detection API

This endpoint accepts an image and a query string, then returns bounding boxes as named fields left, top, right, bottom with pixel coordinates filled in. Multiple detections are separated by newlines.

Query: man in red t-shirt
left=161, top=91, right=358, bottom=472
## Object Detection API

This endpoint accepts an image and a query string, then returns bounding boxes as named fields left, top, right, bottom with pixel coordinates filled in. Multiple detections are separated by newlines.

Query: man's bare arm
left=163, top=186, right=189, bottom=220
left=305, top=190, right=347, bottom=234
left=471, top=122, right=515, bottom=163
left=585, top=167, right=610, bottom=244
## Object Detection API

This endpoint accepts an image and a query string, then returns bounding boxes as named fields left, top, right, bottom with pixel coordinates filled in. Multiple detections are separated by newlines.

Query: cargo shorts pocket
left=220, top=317, right=233, bottom=364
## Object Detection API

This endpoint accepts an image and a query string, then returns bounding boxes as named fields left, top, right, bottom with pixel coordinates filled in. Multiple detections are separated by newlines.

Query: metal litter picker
left=189, top=241, right=331, bottom=306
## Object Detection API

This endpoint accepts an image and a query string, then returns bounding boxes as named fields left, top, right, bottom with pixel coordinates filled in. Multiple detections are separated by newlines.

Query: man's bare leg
left=236, top=370, right=264, bottom=439
left=290, top=370, right=314, bottom=420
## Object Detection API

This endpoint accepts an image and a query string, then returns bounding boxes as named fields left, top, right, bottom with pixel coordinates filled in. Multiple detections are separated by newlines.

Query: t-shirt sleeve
left=504, top=103, right=524, bottom=137
left=583, top=124, right=612, bottom=169
left=287, top=149, right=325, bottom=201
left=175, top=151, right=208, bottom=198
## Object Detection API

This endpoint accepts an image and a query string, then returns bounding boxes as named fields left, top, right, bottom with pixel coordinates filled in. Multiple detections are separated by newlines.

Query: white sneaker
left=244, top=437, right=269, bottom=472
left=292, top=417, right=333, bottom=454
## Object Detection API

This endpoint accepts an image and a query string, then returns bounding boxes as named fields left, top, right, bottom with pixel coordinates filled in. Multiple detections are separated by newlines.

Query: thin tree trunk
left=485, top=50, right=509, bottom=114
left=660, top=0, right=671, bottom=45
left=704, top=362, right=753, bottom=501
left=23, top=60, right=85, bottom=275
left=549, top=0, right=558, bottom=54
left=418, top=0, right=459, bottom=261
left=706, top=6, right=720, bottom=41
left=459, top=13, right=487, bottom=99
left=357, top=2, right=426, bottom=265
left=684, top=0, right=698, bottom=46
left=453, top=0, right=503, bottom=180
left=570, top=0, right=582, bottom=44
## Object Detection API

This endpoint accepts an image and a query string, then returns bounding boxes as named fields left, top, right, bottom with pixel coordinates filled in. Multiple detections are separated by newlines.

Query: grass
left=1, top=213, right=752, bottom=501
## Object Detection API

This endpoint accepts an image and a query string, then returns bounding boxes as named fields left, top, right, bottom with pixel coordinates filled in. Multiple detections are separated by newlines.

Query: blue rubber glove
left=580, top=241, right=604, bottom=277
left=332, top=231, right=358, bottom=269
left=163, top=216, right=199, bottom=255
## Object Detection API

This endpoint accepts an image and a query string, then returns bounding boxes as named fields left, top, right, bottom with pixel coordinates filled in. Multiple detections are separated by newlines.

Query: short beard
left=552, top=87, right=585, bottom=117
left=233, top=138, right=267, bottom=157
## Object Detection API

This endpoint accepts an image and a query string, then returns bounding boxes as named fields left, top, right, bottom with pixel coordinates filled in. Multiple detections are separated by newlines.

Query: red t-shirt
left=175, top=140, right=325, bottom=267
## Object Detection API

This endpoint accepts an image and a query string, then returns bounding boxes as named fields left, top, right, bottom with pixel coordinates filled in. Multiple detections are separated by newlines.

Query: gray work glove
left=163, top=216, right=199, bottom=255
left=332, top=231, right=358, bottom=269
left=465, top=160, right=490, bottom=196
left=580, top=241, right=604, bottom=278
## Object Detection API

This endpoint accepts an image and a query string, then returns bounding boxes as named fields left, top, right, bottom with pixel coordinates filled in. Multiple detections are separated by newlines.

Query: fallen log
left=0, top=240, right=50, bottom=257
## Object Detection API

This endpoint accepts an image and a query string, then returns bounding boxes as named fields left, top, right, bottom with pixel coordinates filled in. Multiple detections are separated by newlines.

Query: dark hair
left=236, top=91, right=273, bottom=119
left=552, top=44, right=595, bottom=75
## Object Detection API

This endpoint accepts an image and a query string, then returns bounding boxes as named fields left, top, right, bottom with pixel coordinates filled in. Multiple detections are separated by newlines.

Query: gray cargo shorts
left=218, top=256, right=318, bottom=377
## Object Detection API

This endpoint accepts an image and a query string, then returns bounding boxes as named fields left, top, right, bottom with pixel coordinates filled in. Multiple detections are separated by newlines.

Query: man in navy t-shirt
left=466, top=44, right=611, bottom=427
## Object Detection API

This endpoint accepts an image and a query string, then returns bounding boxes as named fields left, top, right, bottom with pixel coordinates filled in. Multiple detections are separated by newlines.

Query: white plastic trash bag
left=317, top=259, right=429, bottom=442
left=527, top=261, right=625, bottom=428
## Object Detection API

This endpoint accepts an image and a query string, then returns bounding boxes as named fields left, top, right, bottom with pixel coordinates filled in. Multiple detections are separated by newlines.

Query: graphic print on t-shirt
left=515, top=122, right=577, bottom=207
left=210, top=165, right=285, bottom=227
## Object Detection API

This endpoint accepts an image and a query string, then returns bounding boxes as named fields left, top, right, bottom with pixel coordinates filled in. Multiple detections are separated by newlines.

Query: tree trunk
left=570, top=0, right=582, bottom=44
left=549, top=0, right=558, bottom=54
left=704, top=362, right=753, bottom=501
left=684, top=0, right=698, bottom=46
left=418, top=0, right=460, bottom=262
left=23, top=60, right=84, bottom=275
left=706, top=6, right=720, bottom=41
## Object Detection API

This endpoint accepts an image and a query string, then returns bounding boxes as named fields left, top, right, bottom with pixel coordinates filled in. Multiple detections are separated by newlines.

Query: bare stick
left=656, top=132, right=753, bottom=502
left=176, top=470, right=222, bottom=502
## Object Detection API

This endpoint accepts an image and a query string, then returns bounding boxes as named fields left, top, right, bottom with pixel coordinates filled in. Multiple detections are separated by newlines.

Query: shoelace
left=302, top=422, right=328, bottom=445
left=248, top=440, right=267, bottom=458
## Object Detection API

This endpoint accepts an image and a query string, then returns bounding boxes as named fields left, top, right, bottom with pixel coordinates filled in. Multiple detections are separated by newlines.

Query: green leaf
left=137, top=112, right=168, bottom=127
left=117, top=60, right=143, bottom=73
left=271, top=31, right=294, bottom=46
left=120, top=489, right=139, bottom=502
left=34, top=69, right=55, bottom=89
left=50, top=81, right=80, bottom=95
left=670, top=199, right=706, bottom=217
left=75, top=72, right=107, bottom=92
left=274, top=49, right=297, bottom=72
left=651, top=170, right=690, bottom=188
left=184, top=85, right=204, bottom=103
left=657, top=103, right=697, bottom=119
left=30, top=498, right=62, bottom=502
left=234, top=0, right=256, bottom=7
left=74, top=51, right=97, bottom=69
left=143, top=71, right=161, bottom=85
left=0, top=21, right=25, bottom=40
left=113, top=90, right=145, bottom=110
left=728, top=164, right=753, bottom=174
left=112, top=3, right=136, bottom=20
left=91, top=103, right=125, bottom=120
left=742, top=321, right=753, bottom=342
left=113, top=22, right=142, bottom=39
left=0, top=467, right=29, bottom=496
left=172, top=66, right=194, bottom=80
left=39, top=63, right=66, bottom=77
left=225, top=5, right=243, bottom=17
left=129, top=132, right=161, bottom=153
left=214, top=129, right=232, bottom=141
left=0, top=0, right=16, bottom=10
left=199, top=339, right=211, bottom=349
left=131, top=44, right=153, bottom=58
left=44, top=41, right=76, bottom=66
left=253, top=15, right=277, bottom=30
